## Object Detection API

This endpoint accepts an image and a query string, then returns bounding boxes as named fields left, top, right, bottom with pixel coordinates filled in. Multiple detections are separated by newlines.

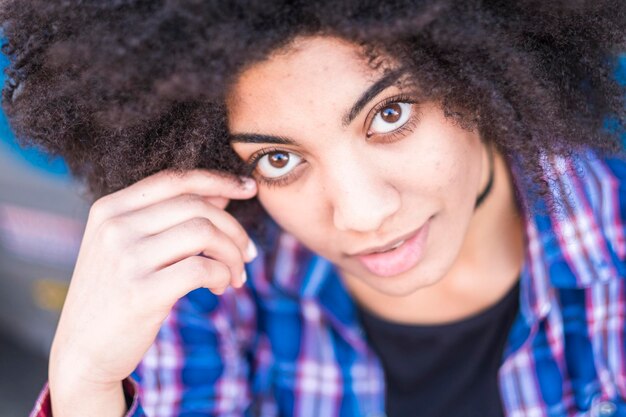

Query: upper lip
left=348, top=224, right=424, bottom=257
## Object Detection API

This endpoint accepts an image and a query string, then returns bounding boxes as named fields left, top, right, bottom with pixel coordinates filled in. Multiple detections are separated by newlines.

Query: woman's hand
left=48, top=169, right=258, bottom=414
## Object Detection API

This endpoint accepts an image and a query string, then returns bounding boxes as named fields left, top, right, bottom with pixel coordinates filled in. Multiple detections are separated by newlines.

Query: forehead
left=226, top=36, right=388, bottom=133
left=231, top=36, right=374, bottom=95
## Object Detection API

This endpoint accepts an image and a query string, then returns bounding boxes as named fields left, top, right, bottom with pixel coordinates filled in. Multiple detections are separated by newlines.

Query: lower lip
left=354, top=220, right=431, bottom=277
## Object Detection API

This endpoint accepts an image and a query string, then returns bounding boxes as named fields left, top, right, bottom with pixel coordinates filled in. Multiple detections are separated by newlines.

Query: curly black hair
left=1, top=0, right=625, bottom=219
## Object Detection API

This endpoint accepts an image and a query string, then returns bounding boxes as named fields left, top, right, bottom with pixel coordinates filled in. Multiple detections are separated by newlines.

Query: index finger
left=97, top=169, right=257, bottom=218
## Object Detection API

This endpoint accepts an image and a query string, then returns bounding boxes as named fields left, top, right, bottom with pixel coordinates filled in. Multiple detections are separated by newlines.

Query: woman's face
left=228, top=36, right=490, bottom=297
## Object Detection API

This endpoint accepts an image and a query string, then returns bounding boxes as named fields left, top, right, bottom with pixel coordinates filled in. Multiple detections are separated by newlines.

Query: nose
left=327, top=156, right=401, bottom=233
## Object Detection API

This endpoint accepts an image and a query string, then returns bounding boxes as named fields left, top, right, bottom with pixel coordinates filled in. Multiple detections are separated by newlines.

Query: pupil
left=381, top=103, right=401, bottom=123
left=269, top=152, right=289, bottom=168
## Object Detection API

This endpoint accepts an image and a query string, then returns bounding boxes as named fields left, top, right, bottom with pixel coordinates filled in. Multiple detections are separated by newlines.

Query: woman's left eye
left=369, top=102, right=412, bottom=134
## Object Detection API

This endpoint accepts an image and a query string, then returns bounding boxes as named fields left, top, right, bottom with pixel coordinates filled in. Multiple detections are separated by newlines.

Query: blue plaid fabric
left=31, top=151, right=626, bottom=417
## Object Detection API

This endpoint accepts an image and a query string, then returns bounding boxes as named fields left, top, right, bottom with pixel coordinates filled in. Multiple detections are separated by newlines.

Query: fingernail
left=241, top=270, right=248, bottom=284
left=246, top=240, right=258, bottom=261
left=239, top=176, right=256, bottom=191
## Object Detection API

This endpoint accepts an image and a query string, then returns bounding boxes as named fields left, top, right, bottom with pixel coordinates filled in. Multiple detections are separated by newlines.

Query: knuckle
left=209, top=262, right=232, bottom=285
left=187, top=217, right=216, bottom=234
left=188, top=258, right=230, bottom=289
left=198, top=169, right=219, bottom=181
left=153, top=169, right=186, bottom=189
left=220, top=211, right=247, bottom=244
left=160, top=168, right=183, bottom=181
left=195, top=169, right=215, bottom=181
left=202, top=170, right=237, bottom=187
left=89, top=196, right=111, bottom=220
left=180, top=193, right=201, bottom=205
left=99, top=217, right=128, bottom=245
left=210, top=287, right=227, bottom=295
left=187, top=256, right=210, bottom=276
left=234, top=228, right=250, bottom=250
left=216, top=212, right=250, bottom=250
left=181, top=194, right=209, bottom=213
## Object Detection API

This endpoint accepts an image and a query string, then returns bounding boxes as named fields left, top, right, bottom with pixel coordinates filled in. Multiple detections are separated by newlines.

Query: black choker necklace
left=474, top=147, right=495, bottom=209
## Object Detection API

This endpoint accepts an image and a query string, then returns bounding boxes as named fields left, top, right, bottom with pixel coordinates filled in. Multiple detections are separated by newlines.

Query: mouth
left=350, top=227, right=423, bottom=256
left=350, top=218, right=432, bottom=277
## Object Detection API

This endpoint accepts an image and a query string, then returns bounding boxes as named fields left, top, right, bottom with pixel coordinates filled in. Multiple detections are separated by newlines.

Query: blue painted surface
left=0, top=51, right=70, bottom=178
left=617, top=55, right=626, bottom=86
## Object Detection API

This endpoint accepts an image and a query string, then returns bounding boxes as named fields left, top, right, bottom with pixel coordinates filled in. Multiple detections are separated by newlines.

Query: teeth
left=390, top=240, right=405, bottom=249
left=377, top=240, right=405, bottom=253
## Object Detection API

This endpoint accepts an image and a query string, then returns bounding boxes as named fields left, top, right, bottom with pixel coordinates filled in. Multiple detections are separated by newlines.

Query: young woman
left=2, top=1, right=625, bottom=416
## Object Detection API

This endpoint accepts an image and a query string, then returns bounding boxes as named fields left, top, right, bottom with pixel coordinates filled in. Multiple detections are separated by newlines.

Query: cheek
left=437, top=147, right=481, bottom=197
left=257, top=190, right=293, bottom=225
left=257, top=188, right=327, bottom=244
left=257, top=185, right=344, bottom=261
left=396, top=132, right=482, bottom=204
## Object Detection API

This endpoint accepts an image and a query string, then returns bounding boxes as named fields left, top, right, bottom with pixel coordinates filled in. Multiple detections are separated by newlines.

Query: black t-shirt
left=357, top=281, right=520, bottom=417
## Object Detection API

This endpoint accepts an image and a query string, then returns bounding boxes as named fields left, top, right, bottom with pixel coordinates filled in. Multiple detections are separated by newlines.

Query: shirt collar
left=514, top=151, right=626, bottom=327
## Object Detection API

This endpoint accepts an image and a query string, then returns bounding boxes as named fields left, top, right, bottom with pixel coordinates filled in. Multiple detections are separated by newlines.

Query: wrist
left=49, top=378, right=127, bottom=417
left=49, top=347, right=120, bottom=392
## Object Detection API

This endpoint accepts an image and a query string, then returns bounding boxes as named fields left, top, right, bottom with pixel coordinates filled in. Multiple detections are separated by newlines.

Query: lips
left=351, top=227, right=421, bottom=256
left=352, top=219, right=431, bottom=277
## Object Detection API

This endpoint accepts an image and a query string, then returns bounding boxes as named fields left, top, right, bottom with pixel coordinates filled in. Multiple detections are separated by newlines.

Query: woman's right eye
left=255, top=150, right=303, bottom=179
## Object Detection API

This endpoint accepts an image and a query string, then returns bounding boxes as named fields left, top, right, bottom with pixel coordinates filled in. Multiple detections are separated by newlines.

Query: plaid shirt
left=31, top=152, right=626, bottom=417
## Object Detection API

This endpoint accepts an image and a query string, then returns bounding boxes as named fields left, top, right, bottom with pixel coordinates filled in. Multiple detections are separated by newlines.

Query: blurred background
left=0, top=50, right=90, bottom=416
left=0, top=37, right=623, bottom=416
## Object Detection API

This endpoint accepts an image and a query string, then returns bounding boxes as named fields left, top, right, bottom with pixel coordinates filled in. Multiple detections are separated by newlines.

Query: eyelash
left=366, top=94, right=419, bottom=143
left=243, top=147, right=304, bottom=188
left=244, top=94, right=419, bottom=187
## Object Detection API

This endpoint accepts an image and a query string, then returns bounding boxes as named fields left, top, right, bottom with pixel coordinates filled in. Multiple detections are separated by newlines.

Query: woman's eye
left=256, top=150, right=303, bottom=179
left=370, top=102, right=412, bottom=134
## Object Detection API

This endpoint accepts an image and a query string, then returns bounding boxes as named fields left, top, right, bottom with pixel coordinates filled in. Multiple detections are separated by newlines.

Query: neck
left=449, top=151, right=523, bottom=285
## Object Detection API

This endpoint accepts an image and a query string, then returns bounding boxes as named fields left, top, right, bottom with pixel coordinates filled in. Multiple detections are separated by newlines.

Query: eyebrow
left=230, top=68, right=406, bottom=145
left=230, top=133, right=296, bottom=145
left=341, top=68, right=406, bottom=127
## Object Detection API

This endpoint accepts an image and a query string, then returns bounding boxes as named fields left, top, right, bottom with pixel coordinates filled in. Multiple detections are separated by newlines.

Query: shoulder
left=521, top=150, right=626, bottom=289
left=562, top=151, right=626, bottom=264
